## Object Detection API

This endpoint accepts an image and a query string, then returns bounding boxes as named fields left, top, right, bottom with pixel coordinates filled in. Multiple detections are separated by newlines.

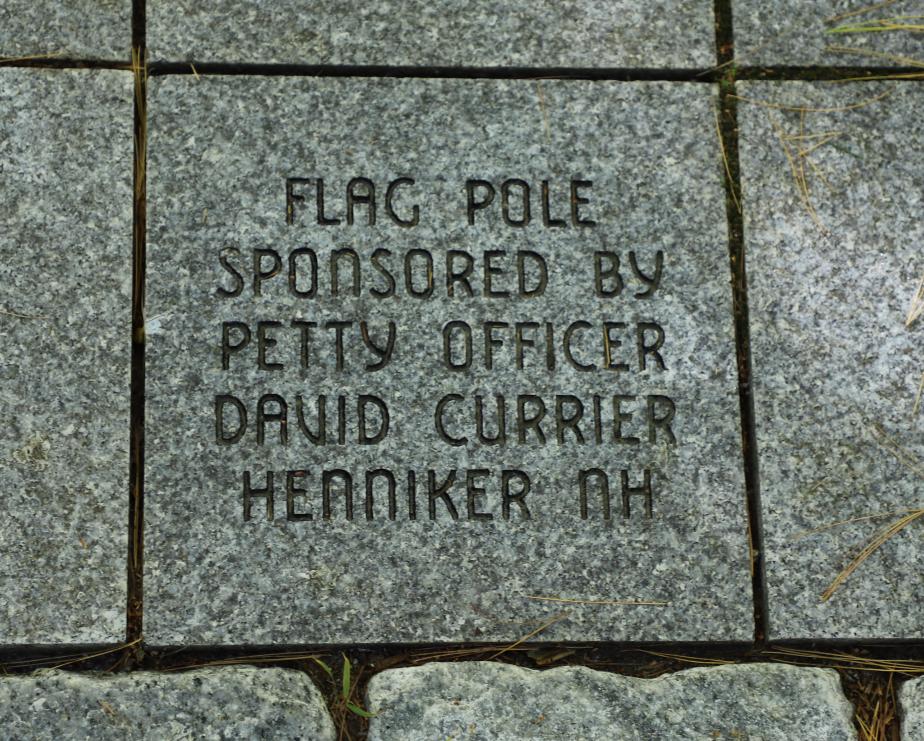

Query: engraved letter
left=221, top=321, right=251, bottom=370
left=630, top=250, right=664, bottom=298
left=358, top=395, right=390, bottom=444
left=217, top=247, right=244, bottom=297
left=215, top=394, right=247, bottom=444
left=360, top=320, right=396, bottom=371
left=466, top=179, right=495, bottom=225
left=386, top=177, right=420, bottom=227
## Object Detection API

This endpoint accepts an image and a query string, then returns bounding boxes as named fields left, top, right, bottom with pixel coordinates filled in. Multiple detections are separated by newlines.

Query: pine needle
left=821, top=508, right=924, bottom=601
left=527, top=595, right=669, bottom=606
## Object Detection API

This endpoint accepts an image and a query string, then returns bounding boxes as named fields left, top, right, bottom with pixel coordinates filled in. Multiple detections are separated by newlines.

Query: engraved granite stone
left=147, top=0, right=716, bottom=67
left=739, top=81, right=924, bottom=637
left=0, top=69, right=132, bottom=643
left=902, top=676, right=924, bottom=740
left=0, top=1, right=131, bottom=60
left=366, top=662, right=858, bottom=740
left=145, top=77, right=751, bottom=644
left=0, top=667, right=336, bottom=739
left=734, top=0, right=923, bottom=67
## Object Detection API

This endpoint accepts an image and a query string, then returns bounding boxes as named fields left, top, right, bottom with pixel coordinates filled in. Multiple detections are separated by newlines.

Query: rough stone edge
left=366, top=661, right=858, bottom=738
left=0, top=667, right=336, bottom=740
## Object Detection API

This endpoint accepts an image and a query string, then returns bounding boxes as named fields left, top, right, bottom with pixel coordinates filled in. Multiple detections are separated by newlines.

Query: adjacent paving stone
left=902, top=677, right=924, bottom=740
left=147, top=0, right=716, bottom=67
left=0, top=1, right=131, bottom=60
left=739, top=81, right=924, bottom=638
left=0, top=69, right=132, bottom=642
left=144, top=77, right=751, bottom=643
left=366, top=662, right=858, bottom=740
left=734, top=0, right=924, bottom=67
left=0, top=667, right=336, bottom=740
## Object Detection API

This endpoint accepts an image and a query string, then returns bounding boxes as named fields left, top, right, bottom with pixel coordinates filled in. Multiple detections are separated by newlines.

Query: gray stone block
left=734, top=0, right=924, bottom=67
left=144, top=76, right=752, bottom=644
left=147, top=0, right=717, bottom=67
left=0, top=1, right=131, bottom=60
left=0, top=667, right=336, bottom=740
left=0, top=69, right=132, bottom=643
left=902, top=676, right=924, bottom=740
left=366, top=661, right=858, bottom=740
left=739, top=81, right=924, bottom=638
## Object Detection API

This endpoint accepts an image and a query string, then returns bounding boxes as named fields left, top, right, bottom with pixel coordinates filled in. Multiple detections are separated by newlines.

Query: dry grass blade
left=487, top=611, right=571, bottom=660
left=0, top=52, right=64, bottom=64
left=827, top=0, right=899, bottom=23
left=790, top=508, right=921, bottom=540
left=797, top=131, right=844, bottom=157
left=854, top=671, right=896, bottom=741
left=526, top=595, right=669, bottom=606
left=826, top=44, right=924, bottom=67
left=0, top=640, right=138, bottom=671
left=132, top=46, right=147, bottom=190
left=408, top=612, right=571, bottom=664
left=714, top=106, right=741, bottom=214
left=166, top=651, right=326, bottom=672
left=871, top=423, right=924, bottom=479
left=829, top=15, right=924, bottom=34
left=821, top=508, right=924, bottom=600
left=410, top=646, right=533, bottom=663
left=907, top=272, right=924, bottom=328
left=765, top=647, right=924, bottom=674
left=639, top=650, right=733, bottom=666
left=0, top=307, right=47, bottom=320
left=732, top=86, right=895, bottom=113
left=43, top=639, right=142, bottom=670
left=768, top=113, right=827, bottom=232
left=914, top=372, right=924, bottom=418
left=816, top=423, right=924, bottom=599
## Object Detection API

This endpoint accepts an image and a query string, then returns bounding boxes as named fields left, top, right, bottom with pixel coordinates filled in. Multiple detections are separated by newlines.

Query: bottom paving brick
left=366, top=661, right=857, bottom=740
left=903, top=677, right=924, bottom=740
left=0, top=666, right=335, bottom=740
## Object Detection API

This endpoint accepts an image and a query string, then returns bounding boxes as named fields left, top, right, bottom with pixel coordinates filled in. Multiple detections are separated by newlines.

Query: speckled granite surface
left=0, top=0, right=130, bottom=60
left=0, top=668, right=335, bottom=740
left=147, top=0, right=716, bottom=67
left=144, top=77, right=750, bottom=644
left=366, top=662, right=858, bottom=740
left=0, top=69, right=132, bottom=643
left=740, top=81, right=924, bottom=638
left=734, top=0, right=924, bottom=67
left=902, top=676, right=924, bottom=740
